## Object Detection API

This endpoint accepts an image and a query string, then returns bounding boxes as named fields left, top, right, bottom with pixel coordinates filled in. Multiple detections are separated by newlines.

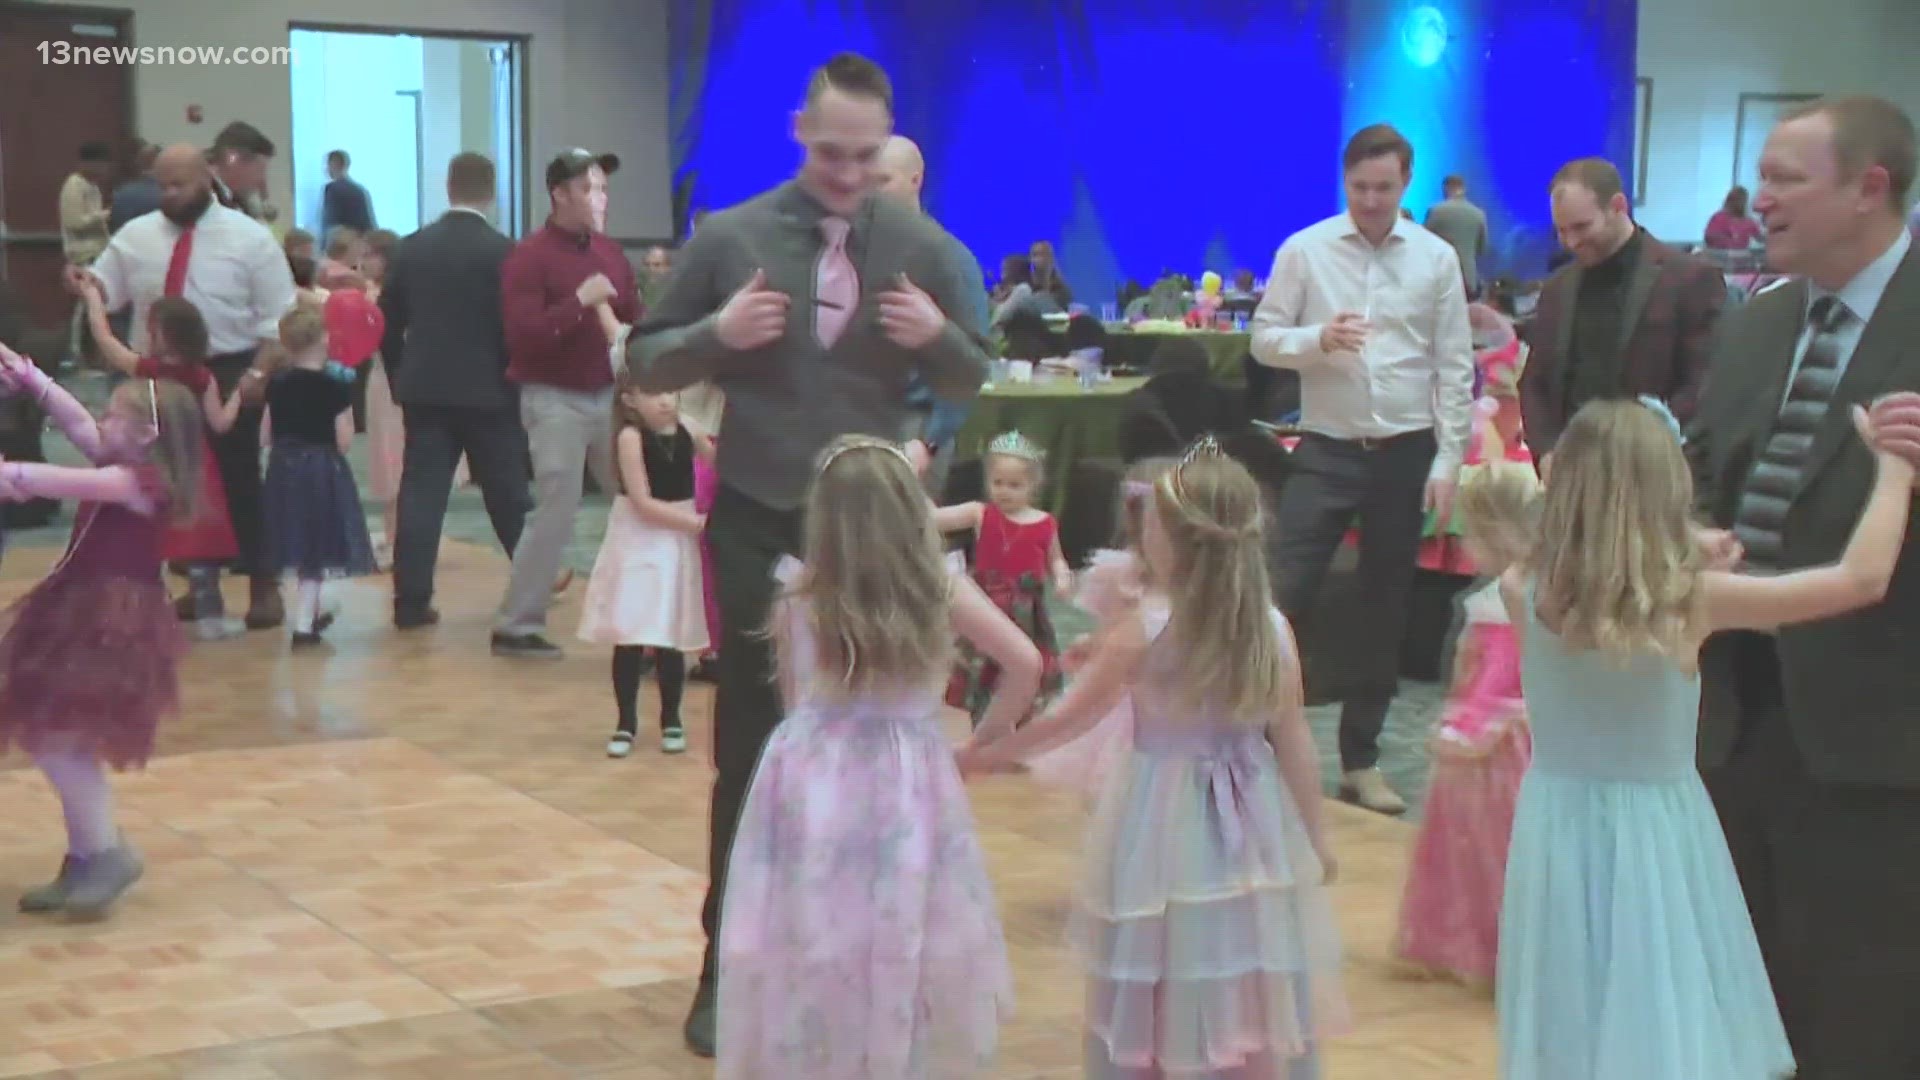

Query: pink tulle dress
left=1030, top=548, right=1140, bottom=801
left=1392, top=580, right=1531, bottom=986
left=1077, top=601, right=1348, bottom=1078
left=717, top=556, right=1011, bottom=1078
left=0, top=466, right=185, bottom=771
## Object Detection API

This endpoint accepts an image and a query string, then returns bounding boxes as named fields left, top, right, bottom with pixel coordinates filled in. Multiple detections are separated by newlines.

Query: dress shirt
left=59, top=173, right=110, bottom=265
left=1250, top=211, right=1476, bottom=480
left=501, top=220, right=639, bottom=392
left=1781, top=227, right=1910, bottom=403
left=90, top=203, right=296, bottom=355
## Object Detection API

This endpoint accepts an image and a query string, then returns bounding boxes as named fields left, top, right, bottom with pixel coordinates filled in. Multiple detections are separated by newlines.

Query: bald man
left=875, top=134, right=987, bottom=492
left=75, top=142, right=296, bottom=629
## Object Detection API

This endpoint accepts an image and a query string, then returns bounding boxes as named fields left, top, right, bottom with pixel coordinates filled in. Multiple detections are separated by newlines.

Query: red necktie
left=163, top=224, right=194, bottom=297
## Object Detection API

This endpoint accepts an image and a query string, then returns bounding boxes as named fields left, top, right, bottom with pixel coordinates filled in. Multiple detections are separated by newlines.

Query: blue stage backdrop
left=666, top=0, right=1637, bottom=303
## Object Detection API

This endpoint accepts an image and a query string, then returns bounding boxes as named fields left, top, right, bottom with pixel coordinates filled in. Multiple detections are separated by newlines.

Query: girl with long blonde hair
left=961, top=438, right=1348, bottom=1079
left=716, top=435, right=1040, bottom=1078
left=1495, top=397, right=1913, bottom=1080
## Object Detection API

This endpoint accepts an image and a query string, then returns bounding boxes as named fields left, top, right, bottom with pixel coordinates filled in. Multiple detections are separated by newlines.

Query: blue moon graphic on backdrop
left=1402, top=6, right=1448, bottom=67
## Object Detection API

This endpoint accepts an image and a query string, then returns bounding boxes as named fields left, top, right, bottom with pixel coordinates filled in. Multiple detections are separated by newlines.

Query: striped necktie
left=1732, top=295, right=1852, bottom=569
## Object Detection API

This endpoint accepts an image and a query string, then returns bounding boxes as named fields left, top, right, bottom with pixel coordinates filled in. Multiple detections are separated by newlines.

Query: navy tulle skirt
left=263, top=442, right=376, bottom=579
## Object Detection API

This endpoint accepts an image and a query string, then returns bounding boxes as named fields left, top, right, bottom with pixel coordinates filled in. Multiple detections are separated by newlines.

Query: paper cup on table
left=1008, top=360, right=1034, bottom=383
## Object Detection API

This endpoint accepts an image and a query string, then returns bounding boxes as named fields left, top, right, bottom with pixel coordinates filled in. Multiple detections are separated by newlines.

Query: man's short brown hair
left=1783, top=94, right=1917, bottom=212
left=447, top=152, right=496, bottom=204
left=1550, top=157, right=1626, bottom=204
left=805, top=52, right=893, bottom=117
left=1343, top=124, right=1413, bottom=176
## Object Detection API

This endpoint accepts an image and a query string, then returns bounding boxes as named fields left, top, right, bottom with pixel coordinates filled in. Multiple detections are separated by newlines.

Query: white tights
left=294, top=576, right=324, bottom=632
left=33, top=748, right=119, bottom=856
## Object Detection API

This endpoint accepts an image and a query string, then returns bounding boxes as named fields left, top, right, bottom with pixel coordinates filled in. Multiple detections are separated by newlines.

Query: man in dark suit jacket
left=1519, top=158, right=1726, bottom=464
left=379, top=152, right=530, bottom=628
left=1688, top=95, right=1920, bottom=1079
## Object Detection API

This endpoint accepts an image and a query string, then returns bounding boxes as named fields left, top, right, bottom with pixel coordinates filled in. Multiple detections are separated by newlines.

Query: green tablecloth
left=1046, top=327, right=1250, bottom=382
left=953, top=376, right=1145, bottom=516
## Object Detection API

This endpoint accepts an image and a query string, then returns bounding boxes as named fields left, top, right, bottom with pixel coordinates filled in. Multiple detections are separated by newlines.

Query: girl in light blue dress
left=1495, top=397, right=1914, bottom=1079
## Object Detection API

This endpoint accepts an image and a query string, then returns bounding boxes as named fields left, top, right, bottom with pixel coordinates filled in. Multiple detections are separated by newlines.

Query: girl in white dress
left=577, top=362, right=715, bottom=757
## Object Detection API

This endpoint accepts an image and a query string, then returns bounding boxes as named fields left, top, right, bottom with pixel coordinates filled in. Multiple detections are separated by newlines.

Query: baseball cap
left=545, top=148, right=620, bottom=190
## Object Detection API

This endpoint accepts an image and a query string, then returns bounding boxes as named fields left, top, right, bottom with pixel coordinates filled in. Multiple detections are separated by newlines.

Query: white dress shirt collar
left=1811, top=227, right=1909, bottom=325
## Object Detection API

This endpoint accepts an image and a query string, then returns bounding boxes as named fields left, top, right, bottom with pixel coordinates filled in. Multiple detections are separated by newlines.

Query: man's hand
left=878, top=274, right=946, bottom=350
left=1424, top=474, right=1456, bottom=528
left=715, top=269, right=790, bottom=351
left=1867, top=393, right=1920, bottom=480
left=1693, top=527, right=1743, bottom=571
left=575, top=273, right=616, bottom=308
left=1318, top=312, right=1369, bottom=354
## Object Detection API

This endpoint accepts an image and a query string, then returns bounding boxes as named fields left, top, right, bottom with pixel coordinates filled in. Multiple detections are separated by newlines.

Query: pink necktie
left=815, top=216, right=857, bottom=348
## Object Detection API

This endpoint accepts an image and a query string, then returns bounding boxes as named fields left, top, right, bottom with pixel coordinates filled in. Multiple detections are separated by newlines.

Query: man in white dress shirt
left=72, top=144, right=297, bottom=629
left=1250, top=123, right=1475, bottom=815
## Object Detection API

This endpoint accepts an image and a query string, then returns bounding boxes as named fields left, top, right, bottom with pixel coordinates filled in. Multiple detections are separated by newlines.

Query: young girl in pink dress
left=961, top=441, right=1349, bottom=1079
left=1029, top=455, right=1176, bottom=801
left=937, top=430, right=1073, bottom=724
left=718, top=435, right=1041, bottom=1078
left=0, top=346, right=202, bottom=918
left=1393, top=459, right=1539, bottom=987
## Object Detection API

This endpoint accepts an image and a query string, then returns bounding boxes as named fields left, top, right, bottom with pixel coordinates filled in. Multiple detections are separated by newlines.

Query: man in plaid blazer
left=1518, top=157, right=1727, bottom=464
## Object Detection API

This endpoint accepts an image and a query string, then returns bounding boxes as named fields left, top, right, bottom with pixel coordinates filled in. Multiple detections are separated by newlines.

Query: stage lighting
left=1403, top=6, right=1448, bottom=67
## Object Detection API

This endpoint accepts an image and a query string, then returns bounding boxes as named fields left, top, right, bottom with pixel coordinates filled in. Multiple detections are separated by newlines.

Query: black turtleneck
left=1566, top=227, right=1646, bottom=415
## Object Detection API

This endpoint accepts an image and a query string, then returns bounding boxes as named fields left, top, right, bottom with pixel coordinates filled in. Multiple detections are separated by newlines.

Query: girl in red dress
left=81, top=284, right=245, bottom=635
left=0, top=345, right=202, bottom=917
left=935, top=431, right=1072, bottom=728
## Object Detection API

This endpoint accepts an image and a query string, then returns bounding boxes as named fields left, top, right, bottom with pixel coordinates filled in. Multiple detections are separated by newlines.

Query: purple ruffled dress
left=0, top=466, right=185, bottom=770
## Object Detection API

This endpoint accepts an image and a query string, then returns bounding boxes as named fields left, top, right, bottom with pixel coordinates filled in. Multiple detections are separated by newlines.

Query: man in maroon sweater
left=492, top=149, right=638, bottom=658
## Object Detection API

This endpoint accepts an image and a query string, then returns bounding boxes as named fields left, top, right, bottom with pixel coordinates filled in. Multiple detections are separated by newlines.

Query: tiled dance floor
left=0, top=539, right=1495, bottom=1078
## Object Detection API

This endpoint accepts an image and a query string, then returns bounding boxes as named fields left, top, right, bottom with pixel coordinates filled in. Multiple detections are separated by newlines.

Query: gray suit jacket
left=628, top=181, right=992, bottom=510
left=1689, top=246, right=1920, bottom=788
left=1424, top=198, right=1487, bottom=292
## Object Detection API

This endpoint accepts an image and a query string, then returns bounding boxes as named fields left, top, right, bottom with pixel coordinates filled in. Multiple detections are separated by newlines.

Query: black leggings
left=613, top=646, right=685, bottom=734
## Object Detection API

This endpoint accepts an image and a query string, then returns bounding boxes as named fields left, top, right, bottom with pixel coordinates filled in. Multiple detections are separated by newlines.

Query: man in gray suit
left=1688, top=94, right=1920, bottom=1078
left=627, top=51, right=991, bottom=1058
left=1424, top=174, right=1488, bottom=295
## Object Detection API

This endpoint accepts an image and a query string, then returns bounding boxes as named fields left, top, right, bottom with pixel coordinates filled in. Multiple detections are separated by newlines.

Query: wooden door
left=0, top=3, right=134, bottom=334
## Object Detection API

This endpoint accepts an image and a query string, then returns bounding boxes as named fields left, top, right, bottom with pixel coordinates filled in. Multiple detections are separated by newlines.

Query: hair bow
left=1637, top=395, right=1684, bottom=443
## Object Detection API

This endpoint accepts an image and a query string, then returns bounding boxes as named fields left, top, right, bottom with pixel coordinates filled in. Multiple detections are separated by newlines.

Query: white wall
left=1636, top=0, right=1920, bottom=242
left=62, top=0, right=672, bottom=241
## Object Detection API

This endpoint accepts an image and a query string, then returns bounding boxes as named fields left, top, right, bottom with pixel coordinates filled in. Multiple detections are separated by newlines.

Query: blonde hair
left=1530, top=399, right=1703, bottom=658
left=114, top=379, right=205, bottom=526
left=777, top=434, right=952, bottom=695
left=1454, top=460, right=1542, bottom=572
left=1151, top=446, right=1288, bottom=723
left=278, top=300, right=327, bottom=355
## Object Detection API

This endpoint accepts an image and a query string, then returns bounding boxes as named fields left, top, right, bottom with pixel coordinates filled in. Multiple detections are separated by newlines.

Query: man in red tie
left=71, top=144, right=296, bottom=628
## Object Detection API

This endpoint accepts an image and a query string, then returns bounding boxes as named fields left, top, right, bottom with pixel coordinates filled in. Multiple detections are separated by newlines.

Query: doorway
left=0, top=1, right=135, bottom=333
left=288, top=24, right=525, bottom=241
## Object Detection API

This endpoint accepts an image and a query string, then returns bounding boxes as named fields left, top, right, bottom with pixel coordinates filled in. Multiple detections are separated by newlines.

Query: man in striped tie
left=1687, top=94, right=1920, bottom=1080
